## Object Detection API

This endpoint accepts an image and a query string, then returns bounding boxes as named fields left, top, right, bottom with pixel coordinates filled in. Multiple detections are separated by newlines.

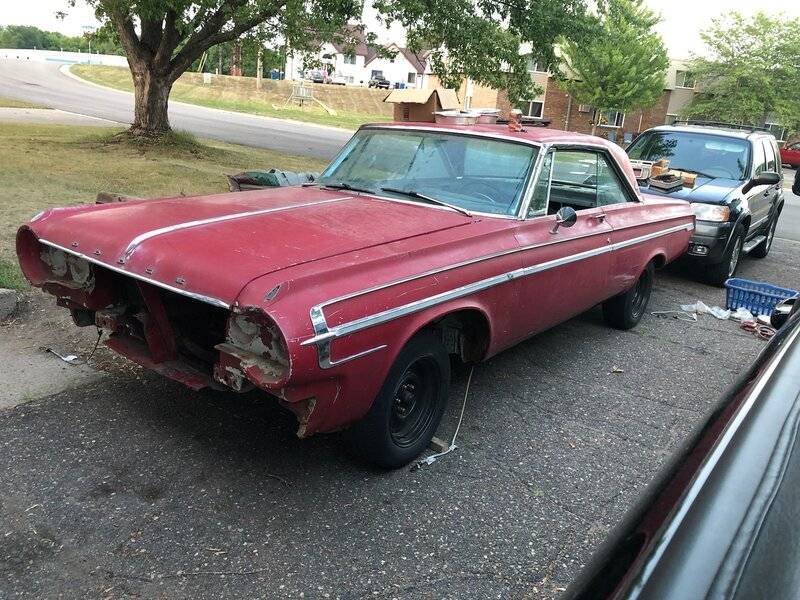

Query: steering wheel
left=464, top=180, right=500, bottom=204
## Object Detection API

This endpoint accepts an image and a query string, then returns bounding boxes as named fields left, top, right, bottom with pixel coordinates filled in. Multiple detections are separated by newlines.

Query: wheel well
left=740, top=215, right=751, bottom=234
left=651, top=254, right=667, bottom=269
left=427, top=309, right=490, bottom=363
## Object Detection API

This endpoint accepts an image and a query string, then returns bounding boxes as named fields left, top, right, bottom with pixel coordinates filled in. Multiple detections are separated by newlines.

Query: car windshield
left=627, top=131, right=751, bottom=180
left=318, top=129, right=538, bottom=217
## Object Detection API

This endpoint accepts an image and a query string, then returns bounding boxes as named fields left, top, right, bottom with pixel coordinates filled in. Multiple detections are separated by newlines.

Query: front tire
left=750, top=211, right=779, bottom=258
left=603, top=262, right=654, bottom=330
left=705, top=225, right=744, bottom=286
left=346, top=330, right=450, bottom=469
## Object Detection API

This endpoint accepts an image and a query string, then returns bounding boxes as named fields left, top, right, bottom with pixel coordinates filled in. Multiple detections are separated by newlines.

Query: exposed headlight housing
left=691, top=203, right=730, bottom=222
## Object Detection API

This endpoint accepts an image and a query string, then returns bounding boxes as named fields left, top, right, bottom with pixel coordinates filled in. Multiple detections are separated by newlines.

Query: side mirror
left=550, top=206, right=577, bottom=234
left=742, top=171, right=781, bottom=194
left=770, top=297, right=797, bottom=330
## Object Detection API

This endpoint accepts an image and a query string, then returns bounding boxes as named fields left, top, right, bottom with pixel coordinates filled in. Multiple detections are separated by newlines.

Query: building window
left=407, top=72, right=416, bottom=84
left=526, top=57, right=544, bottom=73
left=665, top=114, right=678, bottom=125
left=371, top=70, right=383, bottom=79
left=596, top=109, right=624, bottom=128
left=389, top=56, right=395, bottom=63
left=675, top=70, right=695, bottom=88
left=343, top=54, right=356, bottom=65
left=519, top=100, right=544, bottom=118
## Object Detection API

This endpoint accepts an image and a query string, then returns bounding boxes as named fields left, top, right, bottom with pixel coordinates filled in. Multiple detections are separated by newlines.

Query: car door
left=594, top=152, right=684, bottom=294
left=511, top=148, right=613, bottom=340
left=746, top=140, right=775, bottom=235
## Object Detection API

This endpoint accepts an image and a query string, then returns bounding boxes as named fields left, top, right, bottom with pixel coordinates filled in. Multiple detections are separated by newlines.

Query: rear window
left=627, top=131, right=751, bottom=180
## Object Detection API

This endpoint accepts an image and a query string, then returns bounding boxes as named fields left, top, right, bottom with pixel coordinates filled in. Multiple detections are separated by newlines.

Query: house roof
left=330, top=26, right=375, bottom=60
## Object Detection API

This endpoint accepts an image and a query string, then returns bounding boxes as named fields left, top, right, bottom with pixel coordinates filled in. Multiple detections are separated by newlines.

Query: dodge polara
left=17, top=123, right=694, bottom=468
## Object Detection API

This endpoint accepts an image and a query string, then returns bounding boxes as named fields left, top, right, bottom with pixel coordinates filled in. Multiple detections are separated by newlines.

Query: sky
left=3, top=0, right=800, bottom=58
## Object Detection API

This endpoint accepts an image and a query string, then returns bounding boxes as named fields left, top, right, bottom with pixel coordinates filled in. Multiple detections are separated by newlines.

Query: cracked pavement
left=1, top=239, right=798, bottom=599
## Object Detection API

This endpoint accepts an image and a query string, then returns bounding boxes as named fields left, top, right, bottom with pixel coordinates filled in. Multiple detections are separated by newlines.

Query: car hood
left=27, top=186, right=472, bottom=306
left=639, top=176, right=742, bottom=204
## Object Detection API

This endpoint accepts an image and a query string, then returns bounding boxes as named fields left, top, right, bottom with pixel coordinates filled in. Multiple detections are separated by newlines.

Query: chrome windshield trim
left=122, top=196, right=351, bottom=261
left=303, top=222, right=693, bottom=367
left=39, top=238, right=231, bottom=309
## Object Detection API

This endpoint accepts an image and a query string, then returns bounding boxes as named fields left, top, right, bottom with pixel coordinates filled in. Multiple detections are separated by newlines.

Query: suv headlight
left=691, top=203, right=730, bottom=222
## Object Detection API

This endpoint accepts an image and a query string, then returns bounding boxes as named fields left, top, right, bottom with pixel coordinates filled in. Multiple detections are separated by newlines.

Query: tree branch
left=168, top=5, right=281, bottom=80
left=108, top=8, right=144, bottom=67
left=154, top=9, right=180, bottom=67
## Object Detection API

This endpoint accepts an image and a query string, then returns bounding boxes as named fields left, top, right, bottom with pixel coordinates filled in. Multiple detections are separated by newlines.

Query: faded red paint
left=16, top=123, right=694, bottom=438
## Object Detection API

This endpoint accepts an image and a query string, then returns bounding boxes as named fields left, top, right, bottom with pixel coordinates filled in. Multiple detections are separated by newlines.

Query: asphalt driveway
left=1, top=240, right=798, bottom=599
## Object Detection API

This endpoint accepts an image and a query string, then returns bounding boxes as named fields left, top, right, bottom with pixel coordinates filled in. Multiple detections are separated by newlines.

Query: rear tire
left=603, top=262, right=654, bottom=330
left=705, top=225, right=744, bottom=286
left=750, top=211, right=779, bottom=258
left=346, top=330, right=450, bottom=469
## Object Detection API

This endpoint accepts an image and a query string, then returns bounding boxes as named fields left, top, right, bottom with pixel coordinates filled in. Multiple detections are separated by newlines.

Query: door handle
left=592, top=213, right=607, bottom=222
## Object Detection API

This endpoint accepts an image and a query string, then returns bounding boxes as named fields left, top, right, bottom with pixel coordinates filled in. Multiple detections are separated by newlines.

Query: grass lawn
left=72, top=65, right=392, bottom=130
left=0, top=123, right=326, bottom=290
left=0, top=96, right=48, bottom=109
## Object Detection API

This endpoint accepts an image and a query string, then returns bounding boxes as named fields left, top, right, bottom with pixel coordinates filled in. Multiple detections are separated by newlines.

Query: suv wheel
left=603, top=261, right=654, bottom=330
left=750, top=211, right=779, bottom=258
left=345, top=330, right=450, bottom=469
left=706, top=225, right=744, bottom=286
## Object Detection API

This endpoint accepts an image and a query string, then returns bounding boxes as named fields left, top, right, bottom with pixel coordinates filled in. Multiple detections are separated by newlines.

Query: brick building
left=492, top=59, right=697, bottom=143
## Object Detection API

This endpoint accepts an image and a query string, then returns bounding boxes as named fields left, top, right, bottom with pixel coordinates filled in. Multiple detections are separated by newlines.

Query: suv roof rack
left=673, top=119, right=770, bottom=133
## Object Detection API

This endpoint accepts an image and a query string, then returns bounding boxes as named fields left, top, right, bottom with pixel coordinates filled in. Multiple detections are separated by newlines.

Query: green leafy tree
left=78, top=0, right=596, bottom=137
left=375, top=0, right=593, bottom=105
left=558, top=0, right=669, bottom=135
left=82, top=0, right=362, bottom=136
left=684, top=12, right=800, bottom=139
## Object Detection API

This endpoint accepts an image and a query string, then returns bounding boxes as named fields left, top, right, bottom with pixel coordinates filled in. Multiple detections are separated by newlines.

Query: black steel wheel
left=346, top=330, right=450, bottom=469
left=603, top=261, right=655, bottom=330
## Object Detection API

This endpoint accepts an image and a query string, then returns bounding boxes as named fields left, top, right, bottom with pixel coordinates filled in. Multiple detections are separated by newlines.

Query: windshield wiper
left=314, top=181, right=377, bottom=194
left=669, top=167, right=715, bottom=179
left=379, top=186, right=473, bottom=217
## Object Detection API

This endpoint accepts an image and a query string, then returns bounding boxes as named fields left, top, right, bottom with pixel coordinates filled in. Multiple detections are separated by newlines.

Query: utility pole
left=256, top=46, right=263, bottom=89
left=217, top=47, right=222, bottom=75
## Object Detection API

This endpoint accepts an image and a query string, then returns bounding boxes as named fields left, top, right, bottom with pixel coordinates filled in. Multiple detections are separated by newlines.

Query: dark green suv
left=627, top=123, right=784, bottom=286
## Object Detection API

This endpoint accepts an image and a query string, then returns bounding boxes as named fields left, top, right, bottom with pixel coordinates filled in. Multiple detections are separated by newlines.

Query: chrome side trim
left=39, top=239, right=231, bottom=309
left=303, top=222, right=693, bottom=367
left=122, top=196, right=351, bottom=261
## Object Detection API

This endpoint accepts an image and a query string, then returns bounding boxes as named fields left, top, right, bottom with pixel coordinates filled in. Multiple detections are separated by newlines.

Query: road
left=0, top=58, right=350, bottom=160
left=1, top=239, right=798, bottom=599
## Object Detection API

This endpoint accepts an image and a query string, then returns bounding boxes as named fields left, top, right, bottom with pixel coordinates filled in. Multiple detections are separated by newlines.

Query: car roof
left=644, top=124, right=775, bottom=141
left=365, top=121, right=622, bottom=149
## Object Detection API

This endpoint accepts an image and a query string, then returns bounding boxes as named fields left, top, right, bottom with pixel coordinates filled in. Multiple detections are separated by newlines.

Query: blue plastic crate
left=724, top=278, right=798, bottom=316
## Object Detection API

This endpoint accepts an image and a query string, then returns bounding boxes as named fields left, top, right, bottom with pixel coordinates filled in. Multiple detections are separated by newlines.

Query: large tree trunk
left=130, top=64, right=173, bottom=136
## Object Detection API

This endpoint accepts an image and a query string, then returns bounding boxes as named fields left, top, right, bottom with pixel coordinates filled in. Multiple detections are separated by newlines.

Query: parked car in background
left=16, top=124, right=693, bottom=468
left=307, top=70, right=326, bottom=84
left=627, top=123, right=784, bottom=286
left=368, top=75, right=390, bottom=89
left=566, top=295, right=800, bottom=600
left=780, top=140, right=800, bottom=168
left=327, top=74, right=347, bottom=86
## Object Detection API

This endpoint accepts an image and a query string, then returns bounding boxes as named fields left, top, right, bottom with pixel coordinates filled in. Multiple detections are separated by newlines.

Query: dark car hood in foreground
left=25, top=186, right=471, bottom=306
left=638, top=176, right=742, bottom=204
left=566, top=305, right=800, bottom=599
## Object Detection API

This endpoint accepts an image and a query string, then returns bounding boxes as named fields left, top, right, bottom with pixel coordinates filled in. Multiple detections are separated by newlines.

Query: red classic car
left=780, top=140, right=800, bottom=168
left=16, top=123, right=694, bottom=468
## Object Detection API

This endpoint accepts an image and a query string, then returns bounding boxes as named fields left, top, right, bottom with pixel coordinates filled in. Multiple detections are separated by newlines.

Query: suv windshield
left=627, top=131, right=751, bottom=180
left=318, top=129, right=538, bottom=216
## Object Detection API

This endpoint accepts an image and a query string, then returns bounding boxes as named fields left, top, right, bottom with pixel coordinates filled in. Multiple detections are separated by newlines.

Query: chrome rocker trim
left=302, top=222, right=694, bottom=368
